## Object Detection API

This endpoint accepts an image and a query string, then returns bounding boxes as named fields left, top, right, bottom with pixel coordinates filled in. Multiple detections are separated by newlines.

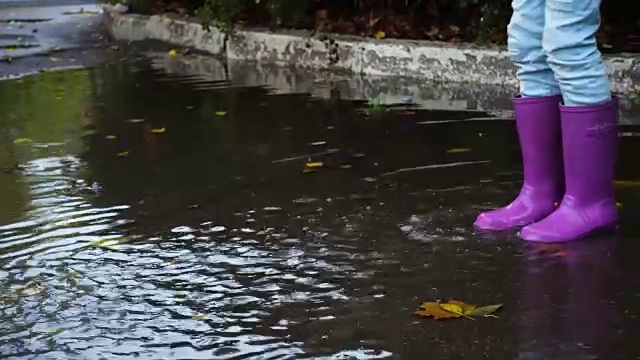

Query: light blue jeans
left=507, top=0, right=611, bottom=106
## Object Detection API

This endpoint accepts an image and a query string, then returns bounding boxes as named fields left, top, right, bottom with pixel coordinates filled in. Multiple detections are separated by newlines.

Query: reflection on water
left=1, top=58, right=640, bottom=359
left=518, top=236, right=623, bottom=360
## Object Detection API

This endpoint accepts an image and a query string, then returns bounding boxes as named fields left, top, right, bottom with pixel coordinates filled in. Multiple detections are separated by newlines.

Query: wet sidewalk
left=0, top=0, right=107, bottom=78
left=1, top=52, right=640, bottom=359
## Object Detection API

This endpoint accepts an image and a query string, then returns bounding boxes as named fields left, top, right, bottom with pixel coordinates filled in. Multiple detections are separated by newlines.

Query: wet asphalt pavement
left=0, top=0, right=108, bottom=79
left=1, top=4, right=640, bottom=358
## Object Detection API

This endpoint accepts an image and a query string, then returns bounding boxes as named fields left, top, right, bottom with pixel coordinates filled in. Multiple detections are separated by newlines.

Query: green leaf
left=49, top=328, right=65, bottom=336
left=466, top=304, right=503, bottom=317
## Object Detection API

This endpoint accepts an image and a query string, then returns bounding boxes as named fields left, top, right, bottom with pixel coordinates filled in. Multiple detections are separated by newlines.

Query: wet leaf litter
left=415, top=300, right=503, bottom=320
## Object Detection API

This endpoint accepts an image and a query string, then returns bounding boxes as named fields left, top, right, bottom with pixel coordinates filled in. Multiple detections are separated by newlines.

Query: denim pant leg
left=508, top=0, right=561, bottom=98
left=542, top=0, right=611, bottom=106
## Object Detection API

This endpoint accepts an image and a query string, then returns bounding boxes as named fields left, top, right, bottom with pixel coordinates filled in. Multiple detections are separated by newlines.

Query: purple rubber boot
left=474, top=94, right=564, bottom=231
left=520, top=97, right=619, bottom=242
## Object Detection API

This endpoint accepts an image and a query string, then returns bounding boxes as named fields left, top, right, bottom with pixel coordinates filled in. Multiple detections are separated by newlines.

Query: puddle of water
left=1, top=58, right=640, bottom=359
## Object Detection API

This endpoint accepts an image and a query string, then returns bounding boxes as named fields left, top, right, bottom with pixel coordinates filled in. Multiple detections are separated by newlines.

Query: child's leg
left=519, top=0, right=618, bottom=242
left=541, top=0, right=611, bottom=106
left=474, top=0, right=564, bottom=231
left=508, top=0, right=561, bottom=97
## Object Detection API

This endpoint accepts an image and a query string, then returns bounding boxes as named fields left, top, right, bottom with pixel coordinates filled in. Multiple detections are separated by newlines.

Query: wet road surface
left=0, top=0, right=106, bottom=79
left=1, top=54, right=640, bottom=359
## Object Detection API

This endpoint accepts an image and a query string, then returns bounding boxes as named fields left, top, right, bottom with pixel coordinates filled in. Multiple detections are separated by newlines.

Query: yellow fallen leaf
left=215, top=111, right=227, bottom=116
left=168, top=49, right=178, bottom=56
left=151, top=127, right=166, bottom=133
left=105, top=135, right=117, bottom=140
left=439, top=303, right=464, bottom=315
left=310, top=141, right=326, bottom=146
left=447, top=148, right=471, bottom=153
left=13, top=138, right=32, bottom=144
left=117, top=151, right=129, bottom=157
left=305, top=162, right=323, bottom=168
left=416, top=300, right=500, bottom=320
left=192, top=314, right=206, bottom=321
left=416, top=302, right=460, bottom=319
left=7, top=48, right=15, bottom=52
left=90, top=237, right=125, bottom=249
left=439, top=301, right=475, bottom=320
left=375, top=31, right=386, bottom=39
left=447, top=299, right=476, bottom=314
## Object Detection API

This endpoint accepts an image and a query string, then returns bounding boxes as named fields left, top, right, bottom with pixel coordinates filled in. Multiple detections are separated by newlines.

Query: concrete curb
left=103, top=8, right=640, bottom=95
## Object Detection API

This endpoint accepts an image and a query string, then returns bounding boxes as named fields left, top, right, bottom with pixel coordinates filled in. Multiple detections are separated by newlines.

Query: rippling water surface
left=1, top=57, right=640, bottom=359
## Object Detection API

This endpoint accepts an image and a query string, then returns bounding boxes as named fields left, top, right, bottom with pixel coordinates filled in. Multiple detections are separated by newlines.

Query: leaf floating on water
left=310, top=141, right=326, bottom=146
left=466, top=304, right=503, bottom=317
left=375, top=31, right=386, bottom=39
left=105, top=135, right=117, bottom=140
left=168, top=49, right=178, bottom=56
left=17, top=281, right=46, bottom=297
left=192, top=314, right=206, bottom=321
left=614, top=180, right=640, bottom=188
left=415, top=302, right=460, bottom=319
left=302, top=168, right=318, bottom=174
left=13, top=138, right=33, bottom=144
left=117, top=151, right=129, bottom=157
left=151, top=127, right=166, bottom=133
left=66, top=269, right=82, bottom=287
left=293, top=197, right=319, bottom=204
left=416, top=300, right=502, bottom=320
left=305, top=162, right=324, bottom=168
left=447, top=148, right=471, bottom=154
left=90, top=237, right=125, bottom=250
left=438, top=303, right=464, bottom=315
left=49, top=328, right=65, bottom=336
left=215, top=111, right=227, bottom=116
left=447, top=299, right=477, bottom=314
left=439, top=301, right=475, bottom=320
